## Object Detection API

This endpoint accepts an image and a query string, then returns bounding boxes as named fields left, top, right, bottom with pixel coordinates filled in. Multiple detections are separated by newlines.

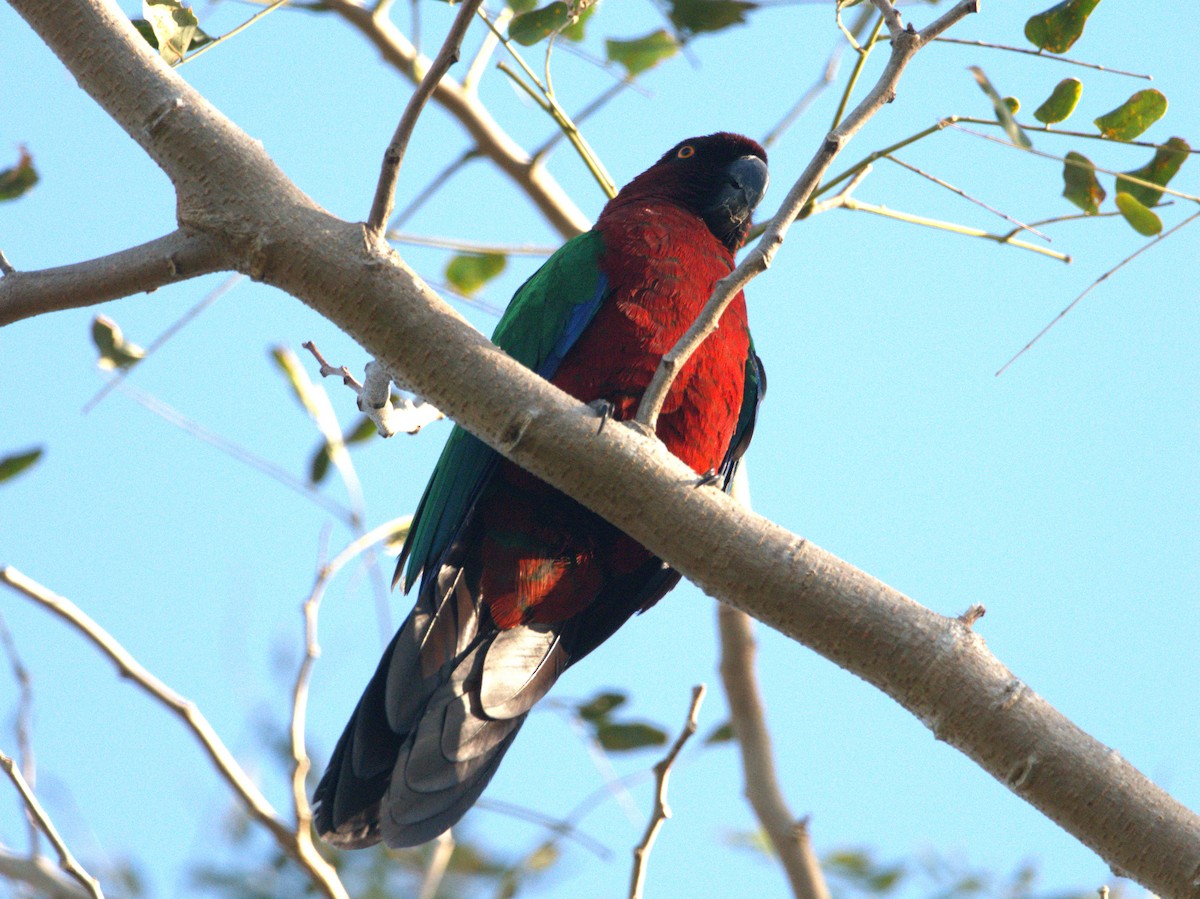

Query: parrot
left=314, top=131, right=769, bottom=850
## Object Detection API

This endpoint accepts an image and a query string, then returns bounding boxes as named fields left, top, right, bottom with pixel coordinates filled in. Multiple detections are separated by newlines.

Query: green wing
left=397, top=230, right=609, bottom=591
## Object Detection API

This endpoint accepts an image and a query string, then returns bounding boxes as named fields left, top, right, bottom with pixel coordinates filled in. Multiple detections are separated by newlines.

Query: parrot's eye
left=676, top=145, right=695, bottom=159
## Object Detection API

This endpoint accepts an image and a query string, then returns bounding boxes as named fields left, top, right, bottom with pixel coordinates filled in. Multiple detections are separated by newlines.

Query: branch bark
left=7, top=2, right=1200, bottom=896
left=0, top=230, right=224, bottom=327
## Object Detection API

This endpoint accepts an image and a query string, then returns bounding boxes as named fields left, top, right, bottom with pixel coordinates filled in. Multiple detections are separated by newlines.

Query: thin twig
left=0, top=250, right=14, bottom=276
left=635, top=0, right=981, bottom=430
left=831, top=13, right=884, bottom=131
left=390, top=148, right=479, bottom=232
left=0, top=613, right=38, bottom=854
left=629, top=684, right=706, bottom=899
left=996, top=209, right=1200, bottom=375
left=416, top=831, right=455, bottom=899
left=0, top=567, right=348, bottom=899
left=82, top=273, right=244, bottom=414
left=117, top=383, right=356, bottom=524
left=176, top=0, right=291, bottom=68
left=387, top=232, right=556, bottom=257
left=885, top=154, right=1051, bottom=242
left=462, top=7, right=510, bottom=93
left=840, top=197, right=1070, bottom=260
left=929, top=36, right=1154, bottom=81
left=763, top=44, right=847, bottom=149
left=0, top=749, right=102, bottom=899
left=366, top=0, right=486, bottom=236
left=949, top=115, right=1200, bottom=153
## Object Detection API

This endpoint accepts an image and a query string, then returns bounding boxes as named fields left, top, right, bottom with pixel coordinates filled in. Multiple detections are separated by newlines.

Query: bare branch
left=997, top=209, right=1200, bottom=375
left=0, top=230, right=226, bottom=328
left=366, top=0, right=486, bottom=236
left=719, top=468, right=830, bottom=899
left=416, top=831, right=455, bottom=899
left=0, top=748, right=103, bottom=899
left=328, top=0, right=589, bottom=239
left=636, top=0, right=981, bottom=429
left=0, top=848, right=93, bottom=899
left=0, top=567, right=348, bottom=899
left=629, top=684, right=706, bottom=899
left=0, top=613, right=38, bottom=854
left=930, top=36, right=1154, bottom=81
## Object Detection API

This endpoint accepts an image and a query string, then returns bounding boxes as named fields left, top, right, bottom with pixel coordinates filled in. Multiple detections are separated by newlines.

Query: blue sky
left=2, top=0, right=1198, bottom=896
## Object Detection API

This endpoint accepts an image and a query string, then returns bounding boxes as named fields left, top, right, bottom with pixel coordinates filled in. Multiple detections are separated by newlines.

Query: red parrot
left=314, top=132, right=768, bottom=849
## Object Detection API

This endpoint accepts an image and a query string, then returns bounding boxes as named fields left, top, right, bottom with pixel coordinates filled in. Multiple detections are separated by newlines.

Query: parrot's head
left=612, top=132, right=769, bottom=251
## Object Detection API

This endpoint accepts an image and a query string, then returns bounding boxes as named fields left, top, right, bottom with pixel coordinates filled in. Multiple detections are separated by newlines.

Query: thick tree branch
left=9, top=3, right=1200, bottom=896
left=328, top=0, right=589, bottom=240
left=0, top=230, right=226, bottom=327
left=636, top=0, right=980, bottom=429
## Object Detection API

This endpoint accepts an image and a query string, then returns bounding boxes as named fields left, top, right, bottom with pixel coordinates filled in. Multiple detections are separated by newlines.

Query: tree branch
left=0, top=567, right=348, bottom=899
left=0, top=230, right=226, bottom=327
left=629, top=684, right=705, bottom=899
left=0, top=849, right=93, bottom=899
left=635, top=0, right=980, bottom=430
left=365, top=0, right=486, bottom=235
left=0, top=749, right=103, bottom=899
left=328, top=0, right=589, bottom=239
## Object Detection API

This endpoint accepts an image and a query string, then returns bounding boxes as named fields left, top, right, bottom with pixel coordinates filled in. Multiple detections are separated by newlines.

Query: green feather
left=399, top=230, right=609, bottom=591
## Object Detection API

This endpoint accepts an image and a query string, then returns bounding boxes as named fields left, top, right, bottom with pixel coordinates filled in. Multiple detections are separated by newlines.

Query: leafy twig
left=629, top=684, right=706, bottom=899
left=636, top=0, right=981, bottom=430
left=996, top=209, right=1200, bottom=375
left=0, top=748, right=102, bottom=899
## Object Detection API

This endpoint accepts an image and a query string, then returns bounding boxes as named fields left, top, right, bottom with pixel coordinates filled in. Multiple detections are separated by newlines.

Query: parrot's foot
left=587, top=399, right=614, bottom=434
left=695, top=468, right=722, bottom=488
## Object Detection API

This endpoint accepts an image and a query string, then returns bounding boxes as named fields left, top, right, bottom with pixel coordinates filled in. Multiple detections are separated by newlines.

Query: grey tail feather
left=312, top=542, right=561, bottom=849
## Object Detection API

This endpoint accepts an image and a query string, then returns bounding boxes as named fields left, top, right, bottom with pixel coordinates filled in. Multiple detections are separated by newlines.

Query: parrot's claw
left=695, top=468, right=722, bottom=488
left=587, top=399, right=615, bottom=434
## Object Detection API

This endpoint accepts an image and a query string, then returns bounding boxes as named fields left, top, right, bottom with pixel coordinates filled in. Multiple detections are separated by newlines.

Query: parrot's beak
left=704, top=154, right=769, bottom=249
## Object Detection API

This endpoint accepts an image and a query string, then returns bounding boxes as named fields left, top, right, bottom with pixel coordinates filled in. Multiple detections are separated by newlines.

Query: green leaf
left=0, top=448, right=43, bottom=484
left=0, top=147, right=38, bottom=202
left=1061, top=151, right=1105, bottom=214
left=968, top=67, right=1031, bottom=149
left=309, top=444, right=332, bottom=484
left=345, top=415, right=378, bottom=445
left=667, top=0, right=757, bottom=36
left=595, top=721, right=668, bottom=751
left=92, top=315, right=146, bottom=370
left=1116, top=137, right=1190, bottom=207
left=1093, top=89, right=1167, bottom=141
left=445, top=253, right=506, bottom=296
left=560, top=0, right=596, bottom=41
left=508, top=2, right=570, bottom=45
left=577, top=691, right=626, bottom=723
left=606, top=30, right=678, bottom=76
left=1023, top=0, right=1101, bottom=53
left=1033, top=78, right=1082, bottom=125
left=1115, top=191, right=1162, bottom=236
left=1003, top=96, right=1020, bottom=115
left=142, top=0, right=201, bottom=64
left=704, top=721, right=735, bottom=744
left=507, top=0, right=538, bottom=13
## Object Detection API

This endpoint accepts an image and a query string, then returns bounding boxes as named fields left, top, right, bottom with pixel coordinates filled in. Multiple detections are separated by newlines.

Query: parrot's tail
left=312, top=548, right=570, bottom=849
